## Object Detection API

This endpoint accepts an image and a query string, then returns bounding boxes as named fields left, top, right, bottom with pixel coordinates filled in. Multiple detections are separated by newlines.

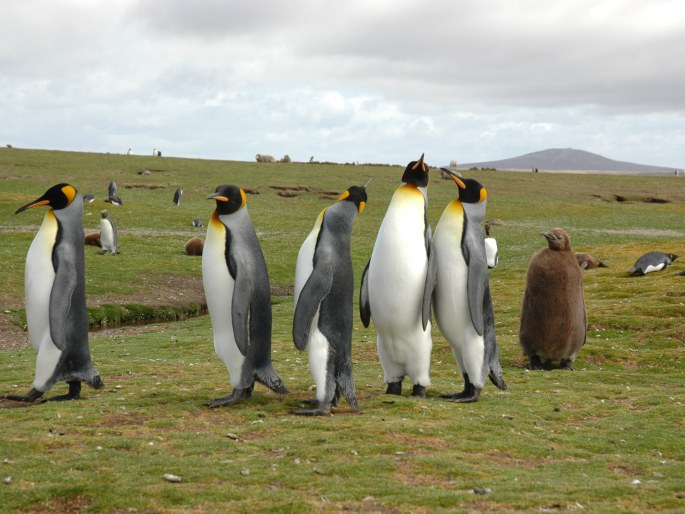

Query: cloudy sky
left=2, top=0, right=684, bottom=167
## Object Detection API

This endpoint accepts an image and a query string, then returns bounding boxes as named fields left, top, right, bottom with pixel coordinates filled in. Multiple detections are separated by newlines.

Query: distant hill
left=458, top=148, right=679, bottom=175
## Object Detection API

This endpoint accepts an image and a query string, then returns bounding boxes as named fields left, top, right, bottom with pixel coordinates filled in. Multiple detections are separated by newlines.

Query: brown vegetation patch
left=277, top=190, right=299, bottom=198
left=270, top=185, right=312, bottom=192
left=122, top=184, right=168, bottom=190
left=23, top=495, right=93, bottom=514
left=642, top=197, right=670, bottom=204
left=243, top=187, right=260, bottom=195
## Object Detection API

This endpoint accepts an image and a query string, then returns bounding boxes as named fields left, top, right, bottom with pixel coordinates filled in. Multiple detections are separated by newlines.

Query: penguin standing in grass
left=360, top=154, right=433, bottom=397
left=423, top=170, right=506, bottom=402
left=3, top=184, right=104, bottom=403
left=173, top=187, right=183, bottom=206
left=202, top=185, right=288, bottom=407
left=99, top=209, right=119, bottom=255
left=293, top=183, right=368, bottom=415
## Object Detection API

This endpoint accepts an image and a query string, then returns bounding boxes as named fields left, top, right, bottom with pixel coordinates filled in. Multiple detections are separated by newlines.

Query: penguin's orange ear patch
left=479, top=188, right=487, bottom=202
left=358, top=201, right=366, bottom=215
left=240, top=188, right=247, bottom=207
left=337, top=190, right=350, bottom=202
left=61, top=185, right=77, bottom=205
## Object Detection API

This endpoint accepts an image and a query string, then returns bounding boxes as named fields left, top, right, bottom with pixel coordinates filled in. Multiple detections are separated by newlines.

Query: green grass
left=0, top=148, right=684, bottom=513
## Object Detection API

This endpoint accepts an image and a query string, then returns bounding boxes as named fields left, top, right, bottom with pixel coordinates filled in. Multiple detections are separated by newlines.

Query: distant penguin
left=628, top=252, right=678, bottom=276
left=423, top=170, right=506, bottom=402
left=108, top=180, right=117, bottom=199
left=519, top=228, right=587, bottom=370
left=202, top=185, right=288, bottom=406
left=293, top=183, right=368, bottom=415
left=360, top=154, right=432, bottom=397
left=484, top=220, right=500, bottom=269
left=173, top=187, right=184, bottom=206
left=99, top=209, right=119, bottom=255
left=3, top=184, right=104, bottom=402
left=192, top=218, right=204, bottom=228
left=575, top=252, right=608, bottom=270
left=184, top=236, right=204, bottom=256
left=106, top=195, right=123, bottom=206
left=83, top=194, right=95, bottom=203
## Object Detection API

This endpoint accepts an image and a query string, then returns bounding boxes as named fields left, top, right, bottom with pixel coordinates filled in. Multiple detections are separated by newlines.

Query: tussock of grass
left=0, top=148, right=683, bottom=513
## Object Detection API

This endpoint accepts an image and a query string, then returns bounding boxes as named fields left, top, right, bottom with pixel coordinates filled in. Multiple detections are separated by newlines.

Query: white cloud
left=1, top=0, right=684, bottom=167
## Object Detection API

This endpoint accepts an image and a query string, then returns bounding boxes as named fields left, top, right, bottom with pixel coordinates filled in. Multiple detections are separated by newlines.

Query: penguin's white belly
left=306, top=311, right=330, bottom=402
left=202, top=220, right=244, bottom=386
left=484, top=237, right=498, bottom=268
left=100, top=219, right=115, bottom=251
left=644, top=263, right=665, bottom=274
left=368, top=202, right=427, bottom=333
left=25, top=212, right=58, bottom=353
left=433, top=208, right=485, bottom=385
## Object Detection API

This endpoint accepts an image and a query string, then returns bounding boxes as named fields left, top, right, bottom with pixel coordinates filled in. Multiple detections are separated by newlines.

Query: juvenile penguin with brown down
left=519, top=228, right=587, bottom=370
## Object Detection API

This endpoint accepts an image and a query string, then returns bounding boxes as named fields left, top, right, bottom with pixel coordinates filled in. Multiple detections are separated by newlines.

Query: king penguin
left=293, top=183, right=368, bottom=415
left=3, top=184, right=104, bottom=403
left=360, top=154, right=432, bottom=397
left=422, top=170, right=506, bottom=402
left=202, top=184, right=288, bottom=407
left=99, top=209, right=119, bottom=255
left=173, top=187, right=184, bottom=206
left=484, top=220, right=499, bottom=269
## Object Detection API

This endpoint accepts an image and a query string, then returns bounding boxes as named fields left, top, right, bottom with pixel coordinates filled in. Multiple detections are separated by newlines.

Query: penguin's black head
left=207, top=184, right=247, bottom=215
left=441, top=168, right=487, bottom=204
left=15, top=183, right=78, bottom=214
left=336, top=185, right=368, bottom=214
left=401, top=153, right=429, bottom=188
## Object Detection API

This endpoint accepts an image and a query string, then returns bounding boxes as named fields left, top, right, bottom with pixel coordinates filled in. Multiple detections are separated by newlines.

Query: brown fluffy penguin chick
left=519, top=228, right=587, bottom=370
left=184, top=237, right=204, bottom=256
left=84, top=231, right=101, bottom=248
left=575, top=252, right=608, bottom=269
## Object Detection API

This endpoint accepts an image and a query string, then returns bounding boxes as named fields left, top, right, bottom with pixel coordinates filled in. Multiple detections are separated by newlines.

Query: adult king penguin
left=3, top=184, right=104, bottom=402
left=423, top=170, right=506, bottom=402
left=293, top=183, right=368, bottom=415
left=202, top=185, right=288, bottom=407
left=360, top=154, right=432, bottom=397
left=99, top=209, right=119, bottom=255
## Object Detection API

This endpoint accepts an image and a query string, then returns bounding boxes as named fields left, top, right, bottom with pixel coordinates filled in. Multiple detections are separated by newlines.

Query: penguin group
left=5, top=154, right=677, bottom=412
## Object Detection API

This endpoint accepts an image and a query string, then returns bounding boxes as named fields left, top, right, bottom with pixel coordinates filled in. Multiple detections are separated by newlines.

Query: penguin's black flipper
left=359, top=261, right=371, bottom=328
left=293, top=258, right=334, bottom=351
left=48, top=249, right=79, bottom=352
left=483, top=280, right=506, bottom=390
left=422, top=243, right=437, bottom=331
left=231, top=266, right=254, bottom=357
left=463, top=228, right=487, bottom=336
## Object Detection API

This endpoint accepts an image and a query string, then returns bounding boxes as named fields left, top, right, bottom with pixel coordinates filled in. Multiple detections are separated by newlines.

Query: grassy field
left=0, top=147, right=683, bottom=513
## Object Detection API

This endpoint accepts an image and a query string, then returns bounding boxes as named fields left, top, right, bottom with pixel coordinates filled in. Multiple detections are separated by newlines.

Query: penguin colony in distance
left=360, top=154, right=433, bottom=397
left=293, top=183, right=368, bottom=415
left=519, top=228, right=587, bottom=370
left=423, top=169, right=506, bottom=402
left=3, top=184, right=104, bottom=403
left=575, top=252, right=608, bottom=269
left=202, top=185, right=288, bottom=407
left=99, top=209, right=119, bottom=255
left=173, top=187, right=184, bottom=206
left=628, top=252, right=678, bottom=276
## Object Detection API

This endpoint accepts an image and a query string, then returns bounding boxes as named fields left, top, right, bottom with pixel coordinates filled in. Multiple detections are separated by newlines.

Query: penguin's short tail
left=336, top=374, right=361, bottom=412
left=488, top=363, right=507, bottom=390
left=255, top=367, right=289, bottom=394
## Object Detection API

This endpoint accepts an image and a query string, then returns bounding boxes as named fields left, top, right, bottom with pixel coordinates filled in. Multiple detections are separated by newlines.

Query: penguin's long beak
left=440, top=168, right=466, bottom=189
left=411, top=153, right=426, bottom=173
left=206, top=193, right=228, bottom=202
left=541, top=231, right=554, bottom=241
left=15, top=198, right=50, bottom=214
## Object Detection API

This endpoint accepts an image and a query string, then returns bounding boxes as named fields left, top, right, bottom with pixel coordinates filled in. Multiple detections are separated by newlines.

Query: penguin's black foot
left=90, top=375, right=105, bottom=390
left=444, top=387, right=481, bottom=403
left=560, top=359, right=575, bottom=371
left=206, top=387, right=252, bottom=408
left=293, top=400, right=331, bottom=416
left=2, top=388, right=44, bottom=403
left=529, top=355, right=544, bottom=370
left=411, top=385, right=426, bottom=398
left=385, top=381, right=402, bottom=395
left=300, top=398, right=319, bottom=406
left=47, top=381, right=82, bottom=402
